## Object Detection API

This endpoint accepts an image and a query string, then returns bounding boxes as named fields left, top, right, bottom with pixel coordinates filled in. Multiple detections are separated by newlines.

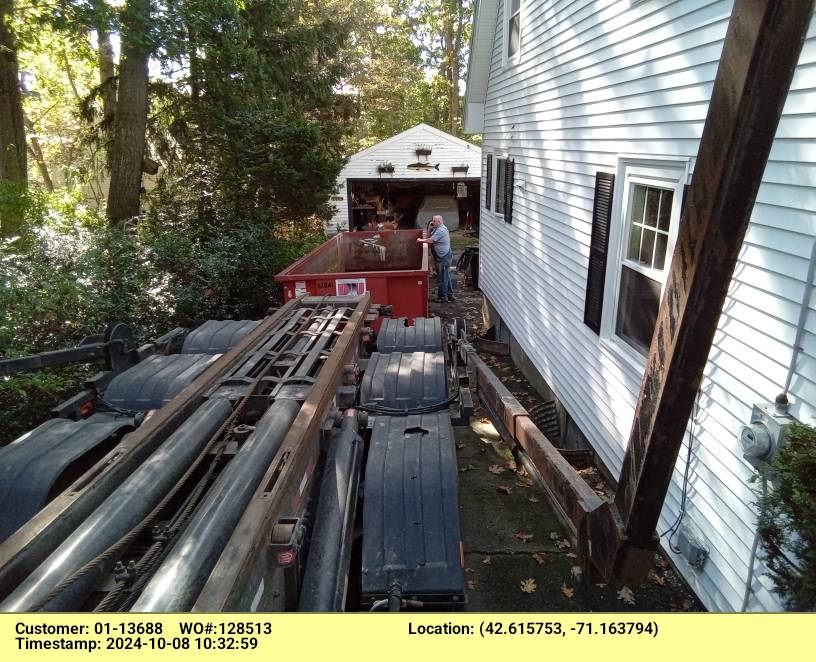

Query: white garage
left=326, top=123, right=482, bottom=234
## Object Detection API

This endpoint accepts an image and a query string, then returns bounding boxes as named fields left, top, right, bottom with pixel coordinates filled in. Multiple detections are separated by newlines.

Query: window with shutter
left=584, top=172, right=615, bottom=334
left=598, top=158, right=689, bottom=365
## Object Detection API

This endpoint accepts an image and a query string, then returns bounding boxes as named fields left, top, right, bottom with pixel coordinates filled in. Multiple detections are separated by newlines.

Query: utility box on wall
left=738, top=397, right=797, bottom=470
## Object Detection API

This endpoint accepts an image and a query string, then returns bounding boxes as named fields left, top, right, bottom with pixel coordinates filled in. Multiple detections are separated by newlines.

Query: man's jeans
left=437, top=251, right=453, bottom=299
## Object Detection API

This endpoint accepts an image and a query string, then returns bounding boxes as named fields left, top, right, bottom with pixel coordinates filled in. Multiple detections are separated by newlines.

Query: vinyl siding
left=475, top=0, right=816, bottom=611
left=326, top=124, right=481, bottom=234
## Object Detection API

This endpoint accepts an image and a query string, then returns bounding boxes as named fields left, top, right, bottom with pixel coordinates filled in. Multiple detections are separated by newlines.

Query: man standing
left=418, top=215, right=454, bottom=302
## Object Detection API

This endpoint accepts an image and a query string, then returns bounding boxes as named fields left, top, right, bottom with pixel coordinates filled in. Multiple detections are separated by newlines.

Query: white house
left=464, top=0, right=816, bottom=611
left=325, top=123, right=482, bottom=234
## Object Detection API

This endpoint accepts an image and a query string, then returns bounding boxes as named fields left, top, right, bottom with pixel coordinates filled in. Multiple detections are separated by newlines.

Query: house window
left=615, top=184, right=673, bottom=353
left=506, top=0, right=521, bottom=60
left=599, top=158, right=689, bottom=363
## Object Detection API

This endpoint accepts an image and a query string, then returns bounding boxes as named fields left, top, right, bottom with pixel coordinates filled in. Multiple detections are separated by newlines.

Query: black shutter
left=485, top=155, right=493, bottom=211
left=583, top=171, right=615, bottom=334
left=503, top=159, right=515, bottom=223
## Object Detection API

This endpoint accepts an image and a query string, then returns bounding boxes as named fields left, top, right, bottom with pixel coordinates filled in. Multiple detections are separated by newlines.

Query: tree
left=0, top=0, right=27, bottom=236
left=391, top=0, right=472, bottom=135
left=106, top=0, right=152, bottom=225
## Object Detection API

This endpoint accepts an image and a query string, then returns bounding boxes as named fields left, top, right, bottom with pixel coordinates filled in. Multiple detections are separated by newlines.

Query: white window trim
left=599, top=155, right=691, bottom=374
left=502, top=0, right=523, bottom=67
left=483, top=148, right=508, bottom=220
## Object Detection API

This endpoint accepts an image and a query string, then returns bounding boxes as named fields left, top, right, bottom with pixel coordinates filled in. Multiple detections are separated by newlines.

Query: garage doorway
left=347, top=178, right=480, bottom=232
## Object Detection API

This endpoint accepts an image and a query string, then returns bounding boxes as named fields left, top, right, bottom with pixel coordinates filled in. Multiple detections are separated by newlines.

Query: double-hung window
left=601, top=158, right=689, bottom=364
left=505, top=0, right=522, bottom=61
left=616, top=182, right=674, bottom=353
left=483, top=152, right=515, bottom=223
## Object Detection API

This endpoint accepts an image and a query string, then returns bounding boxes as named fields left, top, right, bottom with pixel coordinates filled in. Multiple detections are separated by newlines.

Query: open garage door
left=347, top=178, right=480, bottom=232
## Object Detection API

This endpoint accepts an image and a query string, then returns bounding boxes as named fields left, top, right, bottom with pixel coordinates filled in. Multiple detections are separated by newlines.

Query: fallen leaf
left=595, top=583, right=607, bottom=589
left=527, top=496, right=540, bottom=503
left=478, top=417, right=490, bottom=424
left=496, top=485, right=513, bottom=495
left=482, top=556, right=492, bottom=565
left=488, top=464, right=506, bottom=475
left=549, top=531, right=561, bottom=541
left=648, top=569, right=666, bottom=586
left=570, top=566, right=583, bottom=581
left=617, top=586, right=636, bottom=605
left=566, top=552, right=578, bottom=559
left=467, top=580, right=477, bottom=590
left=561, top=584, right=574, bottom=599
left=455, top=442, right=465, bottom=450
left=504, top=460, right=518, bottom=471
left=515, top=531, right=534, bottom=543
left=532, top=552, right=547, bottom=565
left=556, top=539, right=571, bottom=550
left=520, top=578, right=537, bottom=594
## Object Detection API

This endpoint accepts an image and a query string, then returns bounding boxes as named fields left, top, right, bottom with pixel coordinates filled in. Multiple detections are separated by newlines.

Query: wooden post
left=610, top=0, right=815, bottom=580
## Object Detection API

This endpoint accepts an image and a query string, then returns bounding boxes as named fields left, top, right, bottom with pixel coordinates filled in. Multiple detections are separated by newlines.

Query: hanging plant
left=756, top=422, right=816, bottom=610
left=377, top=162, right=394, bottom=174
left=415, top=145, right=432, bottom=157
left=452, top=164, right=469, bottom=175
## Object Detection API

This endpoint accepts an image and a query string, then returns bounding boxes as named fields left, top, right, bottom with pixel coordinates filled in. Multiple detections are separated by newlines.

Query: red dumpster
left=275, top=230, right=429, bottom=325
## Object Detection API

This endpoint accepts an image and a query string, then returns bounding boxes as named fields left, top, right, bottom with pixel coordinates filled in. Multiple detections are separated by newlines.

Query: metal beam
left=609, top=0, right=814, bottom=580
left=192, top=295, right=371, bottom=611
left=0, top=300, right=301, bottom=600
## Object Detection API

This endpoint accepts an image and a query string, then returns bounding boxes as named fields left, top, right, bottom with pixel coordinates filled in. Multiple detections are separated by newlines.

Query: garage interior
left=347, top=178, right=480, bottom=231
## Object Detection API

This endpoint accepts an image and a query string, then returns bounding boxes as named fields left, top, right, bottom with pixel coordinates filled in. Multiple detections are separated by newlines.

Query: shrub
left=1, top=188, right=326, bottom=445
left=757, top=423, right=816, bottom=610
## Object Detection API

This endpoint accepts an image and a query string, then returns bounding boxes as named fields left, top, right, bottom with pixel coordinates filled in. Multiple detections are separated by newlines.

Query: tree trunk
left=23, top=114, right=53, bottom=192
left=0, top=0, right=27, bottom=187
left=106, top=0, right=151, bottom=225
left=449, top=0, right=464, bottom=135
left=97, top=26, right=117, bottom=140
left=441, top=9, right=454, bottom=132
left=187, top=22, right=200, bottom=103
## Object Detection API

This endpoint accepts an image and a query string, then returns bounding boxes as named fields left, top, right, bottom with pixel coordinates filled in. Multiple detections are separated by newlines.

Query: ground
left=429, top=229, right=704, bottom=612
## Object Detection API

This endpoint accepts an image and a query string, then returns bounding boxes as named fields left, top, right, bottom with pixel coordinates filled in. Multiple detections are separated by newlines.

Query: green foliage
left=757, top=423, right=816, bottom=610
left=0, top=366, right=93, bottom=445
left=0, top=191, right=166, bottom=353
left=0, top=187, right=325, bottom=444
left=141, top=177, right=325, bottom=324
